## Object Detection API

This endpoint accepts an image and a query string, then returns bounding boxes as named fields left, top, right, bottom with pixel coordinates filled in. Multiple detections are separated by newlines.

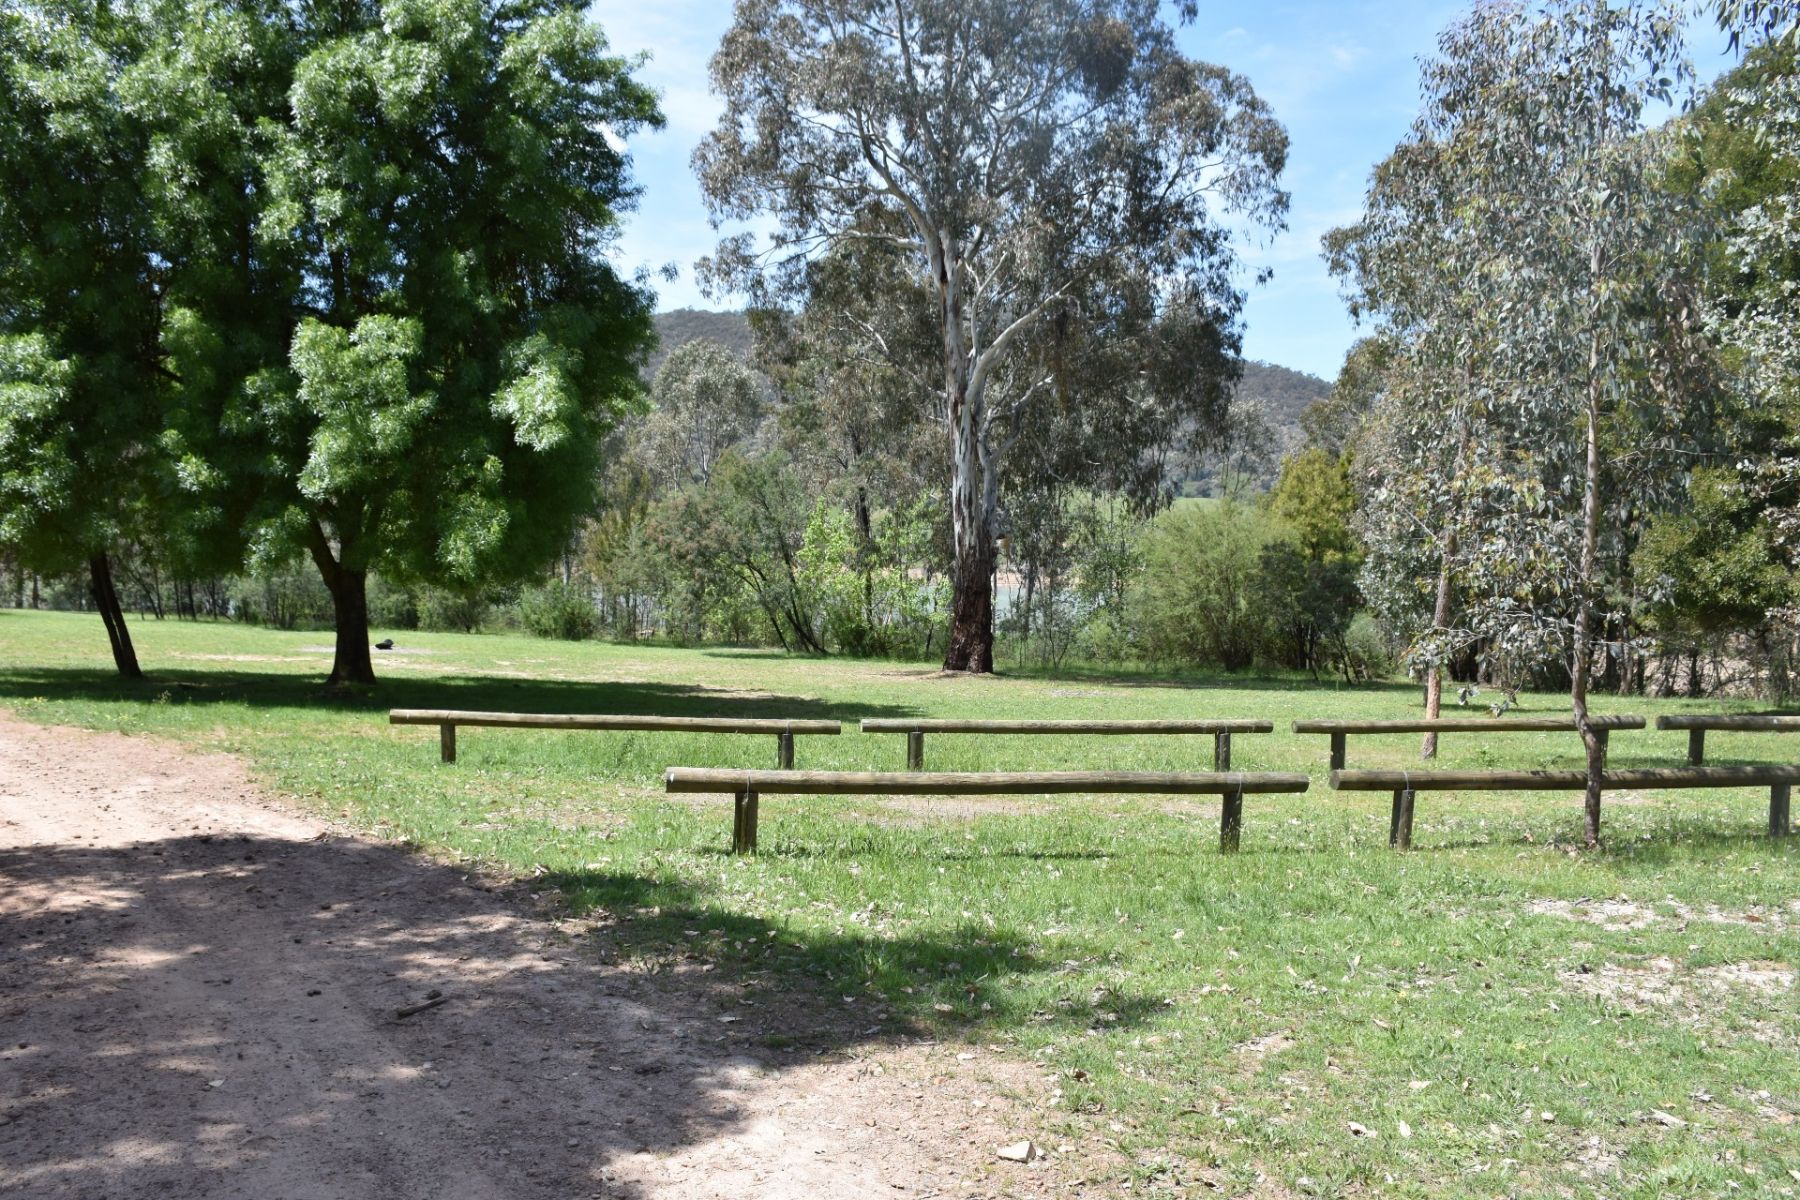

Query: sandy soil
left=0, top=714, right=1091, bottom=1199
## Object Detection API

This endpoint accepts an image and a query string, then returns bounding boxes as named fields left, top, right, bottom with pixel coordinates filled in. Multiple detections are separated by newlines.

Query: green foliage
left=366, top=574, right=421, bottom=631
left=1, top=0, right=663, bottom=683
left=1635, top=468, right=1792, bottom=637
left=699, top=0, right=1288, bottom=669
left=417, top=587, right=493, bottom=635
left=635, top=339, right=764, bottom=489
left=233, top=564, right=334, bottom=631
left=1135, top=502, right=1286, bottom=672
left=517, top=580, right=599, bottom=642
left=1329, top=0, right=1719, bottom=707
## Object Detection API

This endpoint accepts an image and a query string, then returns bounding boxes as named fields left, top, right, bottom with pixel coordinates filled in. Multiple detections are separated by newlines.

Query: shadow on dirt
left=0, top=826, right=1150, bottom=1198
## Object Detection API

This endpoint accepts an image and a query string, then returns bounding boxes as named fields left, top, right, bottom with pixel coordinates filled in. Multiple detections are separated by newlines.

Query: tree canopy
left=0, top=0, right=663, bottom=684
left=696, top=0, right=1288, bottom=671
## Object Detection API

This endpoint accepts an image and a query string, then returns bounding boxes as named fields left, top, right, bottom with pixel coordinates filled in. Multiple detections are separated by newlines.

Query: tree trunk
left=943, top=400, right=995, bottom=670
left=934, top=227, right=998, bottom=674
left=1421, top=528, right=1456, bottom=759
left=944, top=535, right=995, bottom=672
left=88, top=553, right=143, bottom=679
left=307, top=522, right=375, bottom=686
left=324, top=567, right=375, bottom=686
left=1572, top=322, right=1605, bottom=850
left=854, top=484, right=874, bottom=636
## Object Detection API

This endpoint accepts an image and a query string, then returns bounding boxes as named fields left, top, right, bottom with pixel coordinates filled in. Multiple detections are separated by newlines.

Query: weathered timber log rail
left=389, top=710, right=841, bottom=767
left=664, top=768, right=1310, bottom=855
left=1656, top=714, right=1800, bottom=765
left=1292, top=715, right=1647, bottom=770
left=858, top=718, right=1273, bottom=770
left=1330, top=764, right=1800, bottom=849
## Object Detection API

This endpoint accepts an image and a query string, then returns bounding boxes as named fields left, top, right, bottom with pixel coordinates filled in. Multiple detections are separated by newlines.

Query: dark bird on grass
left=375, top=639, right=395, bottom=650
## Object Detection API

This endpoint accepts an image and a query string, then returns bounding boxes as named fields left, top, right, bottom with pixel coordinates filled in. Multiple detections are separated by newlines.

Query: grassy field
left=3, top=608, right=1797, bottom=1198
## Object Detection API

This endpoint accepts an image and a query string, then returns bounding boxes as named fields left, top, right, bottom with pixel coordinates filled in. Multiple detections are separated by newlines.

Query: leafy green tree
left=635, top=339, right=766, bottom=490
left=153, top=0, right=661, bottom=684
left=1632, top=42, right=1799, bottom=692
left=1135, top=502, right=1285, bottom=672
left=696, top=0, right=1288, bottom=673
left=1301, top=336, right=1391, bottom=459
left=0, top=1, right=162, bottom=677
left=1331, top=1, right=1717, bottom=842
left=1264, top=449, right=1362, bottom=681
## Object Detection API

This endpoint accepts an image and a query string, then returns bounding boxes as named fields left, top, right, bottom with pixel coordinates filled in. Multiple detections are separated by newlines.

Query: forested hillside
left=648, top=309, right=755, bottom=377
left=650, top=310, right=1331, bottom=476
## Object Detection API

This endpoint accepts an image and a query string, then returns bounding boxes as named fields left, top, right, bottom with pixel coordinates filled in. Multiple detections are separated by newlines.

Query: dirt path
left=0, top=715, right=1080, bottom=1199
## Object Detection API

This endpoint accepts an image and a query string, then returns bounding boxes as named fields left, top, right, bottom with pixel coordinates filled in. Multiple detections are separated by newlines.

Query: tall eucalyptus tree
left=695, top=0, right=1288, bottom=671
left=1331, top=0, right=1718, bottom=844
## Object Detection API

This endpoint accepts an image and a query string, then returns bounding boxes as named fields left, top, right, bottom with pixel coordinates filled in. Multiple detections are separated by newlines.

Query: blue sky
left=594, top=1, right=1739, bottom=382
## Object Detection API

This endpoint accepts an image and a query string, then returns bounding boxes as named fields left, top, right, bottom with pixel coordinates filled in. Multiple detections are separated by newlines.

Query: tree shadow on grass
left=0, top=665, right=922, bottom=723
left=0, top=828, right=1161, bottom=1199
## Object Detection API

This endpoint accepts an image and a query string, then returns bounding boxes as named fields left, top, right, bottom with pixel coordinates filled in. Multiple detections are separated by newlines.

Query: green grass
left=4, top=608, right=1798, bottom=1198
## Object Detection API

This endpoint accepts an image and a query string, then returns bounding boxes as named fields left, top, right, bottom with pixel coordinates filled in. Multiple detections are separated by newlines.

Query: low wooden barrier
left=1656, top=714, right=1800, bottom=765
left=1330, top=764, right=1800, bottom=849
left=389, top=709, right=841, bottom=767
left=858, top=718, right=1273, bottom=770
left=664, top=768, right=1311, bottom=854
left=1292, top=715, right=1646, bottom=770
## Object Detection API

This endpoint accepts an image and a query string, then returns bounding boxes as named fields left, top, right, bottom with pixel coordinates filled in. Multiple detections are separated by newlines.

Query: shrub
left=517, top=580, right=598, bottom=641
left=1134, top=501, right=1287, bottom=671
left=418, top=587, right=491, bottom=633
left=366, top=574, right=420, bottom=630
left=1343, top=613, right=1399, bottom=681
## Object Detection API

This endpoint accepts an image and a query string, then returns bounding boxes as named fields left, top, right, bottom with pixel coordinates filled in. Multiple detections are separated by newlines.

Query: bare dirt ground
left=0, top=715, right=1091, bottom=1199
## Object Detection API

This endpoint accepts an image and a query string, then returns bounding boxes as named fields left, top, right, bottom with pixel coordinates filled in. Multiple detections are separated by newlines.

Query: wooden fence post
left=1214, top=731, right=1231, bottom=771
left=776, top=731, right=794, bottom=770
left=1219, top=784, right=1243, bottom=854
left=1330, top=732, right=1346, bottom=771
left=1688, top=728, right=1706, bottom=766
left=1772, top=783, right=1791, bottom=838
left=906, top=731, right=924, bottom=770
left=1389, top=790, right=1415, bottom=850
left=440, top=723, right=456, bottom=764
left=733, top=790, right=760, bottom=854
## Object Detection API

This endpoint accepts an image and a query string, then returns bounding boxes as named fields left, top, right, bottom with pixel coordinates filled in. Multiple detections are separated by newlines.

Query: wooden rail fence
left=1293, top=715, right=1646, bottom=770
left=664, top=768, right=1311, bottom=854
left=859, top=718, right=1273, bottom=770
left=389, top=709, right=840, bottom=767
left=1330, top=764, right=1799, bottom=849
left=1656, top=714, right=1800, bottom=765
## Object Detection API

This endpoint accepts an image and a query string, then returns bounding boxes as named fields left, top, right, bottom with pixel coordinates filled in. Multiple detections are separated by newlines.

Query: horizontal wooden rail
left=1292, top=715, right=1645, bottom=770
left=666, top=768, right=1310, bottom=855
left=390, top=710, right=840, bottom=733
left=1655, top=714, right=1800, bottom=765
left=1332, top=765, right=1800, bottom=791
left=860, top=719, right=1273, bottom=734
left=1293, top=715, right=1645, bottom=734
left=858, top=718, right=1272, bottom=770
left=1655, top=715, right=1800, bottom=730
left=1330, top=764, right=1798, bottom=850
left=389, top=709, right=840, bottom=767
left=667, top=768, right=1307, bottom=795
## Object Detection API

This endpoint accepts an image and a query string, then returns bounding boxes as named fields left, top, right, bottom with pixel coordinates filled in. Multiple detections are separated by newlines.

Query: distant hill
left=648, top=308, right=1331, bottom=464
left=1236, top=360, right=1332, bottom=436
left=649, top=309, right=755, bottom=379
